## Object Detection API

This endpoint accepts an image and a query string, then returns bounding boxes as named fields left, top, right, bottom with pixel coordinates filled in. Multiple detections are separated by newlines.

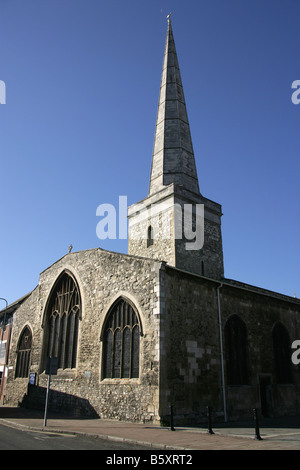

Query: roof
left=164, top=264, right=300, bottom=306
left=0, top=291, right=33, bottom=318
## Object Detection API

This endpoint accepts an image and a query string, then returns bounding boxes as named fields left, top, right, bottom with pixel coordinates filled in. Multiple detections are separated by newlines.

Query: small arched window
left=15, top=326, right=32, bottom=378
left=225, top=315, right=249, bottom=385
left=102, top=298, right=141, bottom=379
left=272, top=322, right=292, bottom=384
left=43, top=272, right=81, bottom=371
left=147, top=225, right=154, bottom=247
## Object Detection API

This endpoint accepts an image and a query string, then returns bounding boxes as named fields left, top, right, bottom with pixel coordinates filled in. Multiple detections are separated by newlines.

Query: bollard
left=207, top=406, right=214, bottom=434
left=253, top=408, right=262, bottom=440
left=170, top=404, right=175, bottom=431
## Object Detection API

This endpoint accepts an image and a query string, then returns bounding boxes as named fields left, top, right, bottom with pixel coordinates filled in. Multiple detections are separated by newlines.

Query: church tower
left=128, top=17, right=224, bottom=279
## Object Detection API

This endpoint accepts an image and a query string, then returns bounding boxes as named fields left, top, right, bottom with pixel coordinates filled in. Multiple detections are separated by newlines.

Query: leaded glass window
left=44, top=272, right=81, bottom=370
left=102, top=298, right=140, bottom=379
left=15, top=326, right=32, bottom=378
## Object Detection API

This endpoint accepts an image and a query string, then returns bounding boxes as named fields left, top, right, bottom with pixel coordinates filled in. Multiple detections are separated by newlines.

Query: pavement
left=0, top=406, right=300, bottom=450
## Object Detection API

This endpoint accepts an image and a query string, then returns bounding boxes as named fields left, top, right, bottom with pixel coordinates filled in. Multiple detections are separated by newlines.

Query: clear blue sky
left=0, top=0, right=299, bottom=305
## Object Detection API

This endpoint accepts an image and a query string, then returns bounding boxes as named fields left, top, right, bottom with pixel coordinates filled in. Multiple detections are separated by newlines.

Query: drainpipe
left=217, top=284, right=227, bottom=422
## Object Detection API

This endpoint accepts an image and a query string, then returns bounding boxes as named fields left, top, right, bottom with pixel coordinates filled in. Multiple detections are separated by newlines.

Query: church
left=4, top=18, right=300, bottom=424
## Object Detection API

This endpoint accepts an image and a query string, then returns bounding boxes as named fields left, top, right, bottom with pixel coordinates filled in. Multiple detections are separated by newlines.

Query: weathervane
left=167, top=12, right=171, bottom=22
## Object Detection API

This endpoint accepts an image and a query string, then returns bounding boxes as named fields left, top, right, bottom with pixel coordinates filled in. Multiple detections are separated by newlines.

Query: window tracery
left=15, top=326, right=32, bottom=378
left=102, top=298, right=140, bottom=379
left=44, top=272, right=81, bottom=370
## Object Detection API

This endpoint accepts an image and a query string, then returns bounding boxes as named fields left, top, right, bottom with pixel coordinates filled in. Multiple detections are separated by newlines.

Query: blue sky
left=0, top=0, right=299, bottom=305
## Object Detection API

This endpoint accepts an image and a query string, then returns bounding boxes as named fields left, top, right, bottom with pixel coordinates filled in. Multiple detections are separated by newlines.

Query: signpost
left=43, top=357, right=58, bottom=427
left=29, top=372, right=36, bottom=385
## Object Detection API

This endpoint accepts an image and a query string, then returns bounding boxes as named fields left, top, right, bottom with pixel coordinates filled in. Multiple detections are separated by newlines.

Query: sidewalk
left=0, top=406, right=300, bottom=450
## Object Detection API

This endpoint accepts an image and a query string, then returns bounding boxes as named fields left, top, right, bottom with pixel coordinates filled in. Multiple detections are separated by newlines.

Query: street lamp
left=0, top=298, right=8, bottom=341
left=0, top=298, right=8, bottom=402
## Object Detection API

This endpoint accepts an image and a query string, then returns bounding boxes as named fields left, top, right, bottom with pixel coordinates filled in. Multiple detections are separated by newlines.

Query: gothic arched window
left=272, top=322, right=292, bottom=384
left=225, top=315, right=249, bottom=385
left=43, top=272, right=81, bottom=371
left=102, top=298, right=141, bottom=379
left=15, top=326, right=32, bottom=378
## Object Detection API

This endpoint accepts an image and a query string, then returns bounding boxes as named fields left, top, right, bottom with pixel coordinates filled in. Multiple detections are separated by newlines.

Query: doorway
left=259, top=375, right=273, bottom=418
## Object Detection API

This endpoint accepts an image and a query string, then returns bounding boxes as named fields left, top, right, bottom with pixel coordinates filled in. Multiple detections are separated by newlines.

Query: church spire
left=128, top=18, right=224, bottom=279
left=149, top=17, right=200, bottom=195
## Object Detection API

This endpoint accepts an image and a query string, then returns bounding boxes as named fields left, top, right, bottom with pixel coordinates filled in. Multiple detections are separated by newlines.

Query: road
left=0, top=422, right=151, bottom=450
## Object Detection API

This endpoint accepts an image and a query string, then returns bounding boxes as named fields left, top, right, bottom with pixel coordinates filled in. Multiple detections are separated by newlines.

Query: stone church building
left=4, top=19, right=300, bottom=424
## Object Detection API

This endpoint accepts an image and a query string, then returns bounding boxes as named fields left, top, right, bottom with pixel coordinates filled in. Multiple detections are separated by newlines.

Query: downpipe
left=217, top=283, right=227, bottom=422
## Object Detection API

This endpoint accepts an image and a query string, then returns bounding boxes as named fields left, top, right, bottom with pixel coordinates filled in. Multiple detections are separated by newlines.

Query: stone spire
left=149, top=17, right=200, bottom=196
left=128, top=17, right=224, bottom=280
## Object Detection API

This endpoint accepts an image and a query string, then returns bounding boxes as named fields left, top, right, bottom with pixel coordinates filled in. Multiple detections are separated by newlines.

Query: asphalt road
left=0, top=422, right=151, bottom=450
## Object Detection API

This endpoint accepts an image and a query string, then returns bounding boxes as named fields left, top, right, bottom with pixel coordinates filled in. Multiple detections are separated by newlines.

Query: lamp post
left=0, top=298, right=8, bottom=341
left=0, top=298, right=8, bottom=402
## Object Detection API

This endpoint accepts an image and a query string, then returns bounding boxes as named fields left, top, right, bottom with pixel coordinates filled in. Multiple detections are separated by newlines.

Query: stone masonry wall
left=128, top=188, right=176, bottom=268
left=5, top=248, right=163, bottom=423
left=159, top=268, right=222, bottom=424
left=5, top=248, right=300, bottom=425
left=128, top=186, right=224, bottom=280
left=159, top=266, right=300, bottom=424
left=174, top=192, right=224, bottom=279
